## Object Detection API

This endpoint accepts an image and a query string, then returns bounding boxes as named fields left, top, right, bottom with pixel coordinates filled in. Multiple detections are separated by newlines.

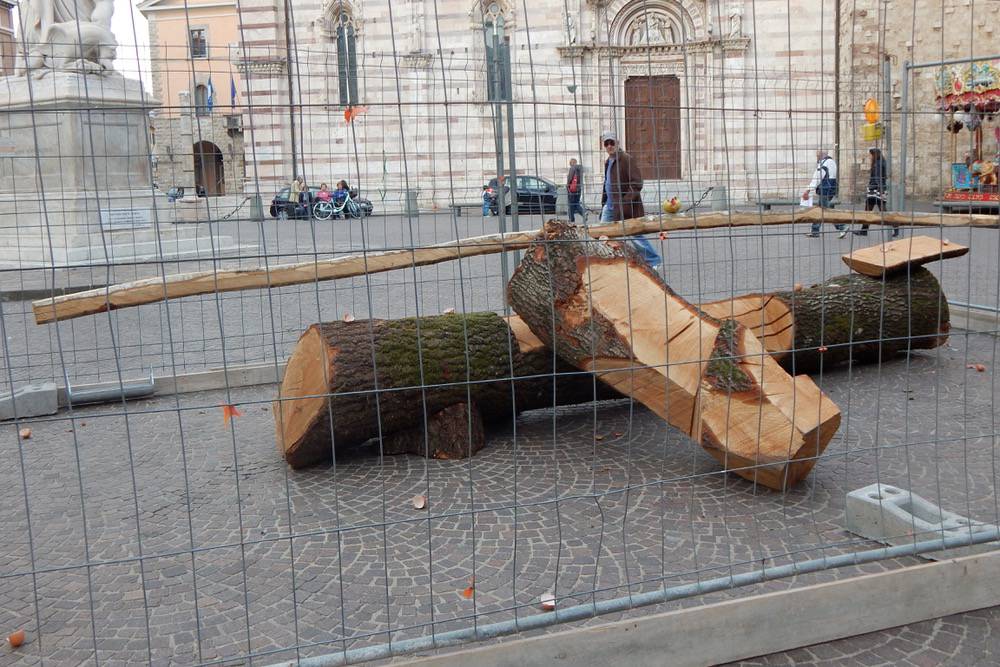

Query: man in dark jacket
left=600, top=130, right=660, bottom=268
left=566, top=158, right=585, bottom=222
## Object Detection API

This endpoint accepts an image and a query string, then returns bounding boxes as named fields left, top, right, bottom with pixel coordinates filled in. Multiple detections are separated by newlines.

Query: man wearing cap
left=600, top=130, right=661, bottom=268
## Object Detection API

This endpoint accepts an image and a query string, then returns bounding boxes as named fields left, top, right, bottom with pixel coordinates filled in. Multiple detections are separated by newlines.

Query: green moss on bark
left=706, top=319, right=754, bottom=392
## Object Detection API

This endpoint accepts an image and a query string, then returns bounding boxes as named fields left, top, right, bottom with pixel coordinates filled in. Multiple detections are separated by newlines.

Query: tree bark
left=702, top=267, right=950, bottom=373
left=274, top=312, right=616, bottom=469
left=381, top=402, right=486, bottom=459
left=506, top=220, right=841, bottom=490
left=276, top=268, right=949, bottom=475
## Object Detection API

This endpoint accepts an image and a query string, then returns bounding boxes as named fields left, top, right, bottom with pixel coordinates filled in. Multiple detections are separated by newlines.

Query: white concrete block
left=846, top=483, right=999, bottom=561
left=0, top=383, right=58, bottom=421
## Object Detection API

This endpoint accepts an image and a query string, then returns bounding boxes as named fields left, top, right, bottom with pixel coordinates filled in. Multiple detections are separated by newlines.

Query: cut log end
left=275, top=325, right=336, bottom=468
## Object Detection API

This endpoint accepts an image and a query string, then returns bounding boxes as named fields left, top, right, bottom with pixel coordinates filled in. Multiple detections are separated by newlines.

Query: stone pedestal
left=0, top=71, right=249, bottom=267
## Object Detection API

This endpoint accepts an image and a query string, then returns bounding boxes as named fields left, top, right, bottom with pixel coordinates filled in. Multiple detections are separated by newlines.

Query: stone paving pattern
left=0, top=213, right=998, bottom=665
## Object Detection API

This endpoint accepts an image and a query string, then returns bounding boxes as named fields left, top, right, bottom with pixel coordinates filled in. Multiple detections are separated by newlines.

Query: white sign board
left=100, top=208, right=153, bottom=231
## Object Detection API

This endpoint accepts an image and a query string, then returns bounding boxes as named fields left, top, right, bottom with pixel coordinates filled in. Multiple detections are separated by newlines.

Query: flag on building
left=206, top=78, right=215, bottom=111
left=230, top=75, right=237, bottom=108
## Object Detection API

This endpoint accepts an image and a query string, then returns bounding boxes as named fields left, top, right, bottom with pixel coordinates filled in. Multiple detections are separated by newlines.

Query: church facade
left=237, top=0, right=836, bottom=210
left=232, top=0, right=842, bottom=210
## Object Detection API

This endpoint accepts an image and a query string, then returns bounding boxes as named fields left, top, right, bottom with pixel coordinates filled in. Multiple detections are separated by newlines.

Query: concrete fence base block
left=846, top=482, right=999, bottom=560
left=0, top=382, right=58, bottom=421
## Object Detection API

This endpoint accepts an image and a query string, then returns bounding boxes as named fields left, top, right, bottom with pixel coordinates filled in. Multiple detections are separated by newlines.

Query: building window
left=190, top=28, right=207, bottom=58
left=335, top=16, right=359, bottom=105
left=194, top=84, right=210, bottom=115
left=481, top=3, right=511, bottom=102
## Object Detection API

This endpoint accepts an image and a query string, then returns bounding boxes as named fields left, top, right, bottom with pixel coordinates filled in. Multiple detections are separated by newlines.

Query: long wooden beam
left=32, top=207, right=997, bottom=324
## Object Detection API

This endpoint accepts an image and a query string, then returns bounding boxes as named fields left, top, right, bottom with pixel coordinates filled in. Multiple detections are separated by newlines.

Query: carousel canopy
left=935, top=59, right=1000, bottom=111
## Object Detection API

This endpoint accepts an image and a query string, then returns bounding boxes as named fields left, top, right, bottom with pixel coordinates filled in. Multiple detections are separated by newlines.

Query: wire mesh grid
left=0, top=0, right=999, bottom=665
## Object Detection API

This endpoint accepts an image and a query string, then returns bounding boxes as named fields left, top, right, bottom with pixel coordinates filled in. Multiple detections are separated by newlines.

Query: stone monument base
left=0, top=189, right=250, bottom=267
left=0, top=71, right=252, bottom=267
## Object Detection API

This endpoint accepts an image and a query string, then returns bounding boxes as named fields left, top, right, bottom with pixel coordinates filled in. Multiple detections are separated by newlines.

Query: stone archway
left=193, top=140, right=225, bottom=196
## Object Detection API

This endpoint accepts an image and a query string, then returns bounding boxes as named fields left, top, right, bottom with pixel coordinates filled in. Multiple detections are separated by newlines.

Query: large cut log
left=276, top=267, right=949, bottom=470
left=274, top=312, right=618, bottom=468
left=32, top=208, right=995, bottom=325
left=701, top=267, right=951, bottom=373
left=506, top=221, right=841, bottom=490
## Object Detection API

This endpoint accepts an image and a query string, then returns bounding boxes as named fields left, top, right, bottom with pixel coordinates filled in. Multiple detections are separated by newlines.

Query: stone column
left=176, top=90, right=196, bottom=193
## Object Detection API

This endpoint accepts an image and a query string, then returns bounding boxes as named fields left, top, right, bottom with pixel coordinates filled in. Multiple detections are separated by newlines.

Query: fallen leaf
left=442, top=307, right=455, bottom=315
left=7, top=629, right=24, bottom=648
left=343, top=312, right=356, bottom=323
left=412, top=494, right=427, bottom=510
left=540, top=592, right=556, bottom=611
left=967, top=363, right=987, bottom=372
left=658, top=231, right=668, bottom=240
left=222, top=404, right=243, bottom=426
left=18, top=427, right=31, bottom=440
left=818, top=346, right=828, bottom=353
left=462, top=577, right=475, bottom=599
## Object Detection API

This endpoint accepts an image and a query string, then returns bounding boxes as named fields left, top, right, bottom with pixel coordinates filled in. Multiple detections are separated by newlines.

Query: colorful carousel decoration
left=936, top=60, right=1000, bottom=205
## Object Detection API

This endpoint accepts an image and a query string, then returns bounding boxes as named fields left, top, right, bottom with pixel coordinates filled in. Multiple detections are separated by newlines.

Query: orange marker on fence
left=222, top=404, right=243, bottom=426
left=343, top=105, right=369, bottom=123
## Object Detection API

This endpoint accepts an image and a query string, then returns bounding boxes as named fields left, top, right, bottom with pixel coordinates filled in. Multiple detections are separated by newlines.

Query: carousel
left=936, top=59, right=1000, bottom=210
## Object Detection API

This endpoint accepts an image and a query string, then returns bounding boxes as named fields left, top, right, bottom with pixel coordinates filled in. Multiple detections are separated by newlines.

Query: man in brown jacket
left=600, top=130, right=660, bottom=268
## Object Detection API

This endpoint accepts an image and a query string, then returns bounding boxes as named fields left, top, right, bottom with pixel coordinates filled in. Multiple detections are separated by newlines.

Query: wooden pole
left=32, top=208, right=996, bottom=325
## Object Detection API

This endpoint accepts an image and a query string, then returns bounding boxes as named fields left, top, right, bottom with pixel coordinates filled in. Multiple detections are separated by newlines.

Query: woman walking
left=855, top=148, right=896, bottom=237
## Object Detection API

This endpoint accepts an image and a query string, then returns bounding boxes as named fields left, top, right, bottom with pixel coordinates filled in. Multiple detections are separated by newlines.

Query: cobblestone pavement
left=0, top=210, right=999, bottom=665
left=0, top=326, right=998, bottom=665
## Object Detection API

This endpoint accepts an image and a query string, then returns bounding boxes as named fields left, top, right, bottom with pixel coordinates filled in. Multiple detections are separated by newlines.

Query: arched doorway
left=193, top=141, right=225, bottom=196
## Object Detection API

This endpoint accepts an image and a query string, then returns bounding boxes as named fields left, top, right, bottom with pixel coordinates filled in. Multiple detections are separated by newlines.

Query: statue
left=729, top=5, right=743, bottom=38
left=566, top=14, right=578, bottom=44
left=16, top=0, right=118, bottom=76
left=628, top=13, right=675, bottom=46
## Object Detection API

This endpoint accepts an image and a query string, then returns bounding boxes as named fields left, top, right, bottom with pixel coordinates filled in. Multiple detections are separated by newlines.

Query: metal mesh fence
left=0, top=0, right=999, bottom=665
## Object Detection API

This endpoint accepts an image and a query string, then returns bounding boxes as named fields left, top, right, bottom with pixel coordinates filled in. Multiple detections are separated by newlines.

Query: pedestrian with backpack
left=803, top=149, right=846, bottom=238
left=566, top=158, right=585, bottom=223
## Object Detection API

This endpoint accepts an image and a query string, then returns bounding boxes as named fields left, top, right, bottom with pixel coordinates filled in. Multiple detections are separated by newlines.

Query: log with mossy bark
left=274, top=312, right=618, bottom=469
left=275, top=268, right=950, bottom=471
left=506, top=220, right=842, bottom=490
left=702, top=266, right=950, bottom=373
